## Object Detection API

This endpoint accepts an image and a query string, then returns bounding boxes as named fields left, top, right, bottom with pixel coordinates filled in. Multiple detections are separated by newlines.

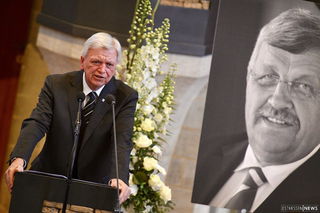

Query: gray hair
left=248, top=8, right=320, bottom=71
left=81, top=32, right=122, bottom=62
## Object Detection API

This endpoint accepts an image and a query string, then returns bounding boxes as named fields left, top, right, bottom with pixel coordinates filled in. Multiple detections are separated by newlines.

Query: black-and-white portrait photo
left=192, top=0, right=320, bottom=212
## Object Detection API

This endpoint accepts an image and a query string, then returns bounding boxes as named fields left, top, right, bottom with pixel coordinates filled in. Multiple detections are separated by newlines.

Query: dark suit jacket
left=10, top=70, right=138, bottom=184
left=193, top=139, right=320, bottom=212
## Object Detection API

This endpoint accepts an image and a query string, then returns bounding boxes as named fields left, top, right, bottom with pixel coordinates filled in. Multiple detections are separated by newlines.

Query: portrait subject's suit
left=10, top=70, right=138, bottom=184
left=194, top=139, right=320, bottom=212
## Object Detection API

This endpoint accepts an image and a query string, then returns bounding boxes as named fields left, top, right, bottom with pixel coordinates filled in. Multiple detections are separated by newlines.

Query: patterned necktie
left=72, top=92, right=97, bottom=178
left=225, top=167, right=267, bottom=211
left=82, top=91, right=97, bottom=126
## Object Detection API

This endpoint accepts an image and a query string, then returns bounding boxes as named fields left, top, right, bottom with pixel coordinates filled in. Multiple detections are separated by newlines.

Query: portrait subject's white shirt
left=210, top=144, right=320, bottom=212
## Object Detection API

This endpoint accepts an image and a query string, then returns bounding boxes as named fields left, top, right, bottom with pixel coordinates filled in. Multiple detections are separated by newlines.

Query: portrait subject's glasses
left=249, top=71, right=320, bottom=100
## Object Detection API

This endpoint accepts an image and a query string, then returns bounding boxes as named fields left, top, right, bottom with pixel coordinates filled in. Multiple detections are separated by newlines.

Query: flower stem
left=152, top=0, right=160, bottom=23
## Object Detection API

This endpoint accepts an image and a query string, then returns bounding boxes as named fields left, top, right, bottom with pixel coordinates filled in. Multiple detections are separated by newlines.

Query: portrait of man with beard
left=193, top=7, right=320, bottom=213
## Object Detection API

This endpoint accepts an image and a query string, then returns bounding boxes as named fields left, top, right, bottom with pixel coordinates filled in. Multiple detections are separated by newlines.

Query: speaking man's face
left=245, top=42, right=320, bottom=165
left=81, top=47, right=118, bottom=91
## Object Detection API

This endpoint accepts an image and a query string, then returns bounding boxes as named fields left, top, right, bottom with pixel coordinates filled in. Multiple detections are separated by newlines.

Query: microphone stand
left=62, top=97, right=83, bottom=213
left=110, top=98, right=122, bottom=213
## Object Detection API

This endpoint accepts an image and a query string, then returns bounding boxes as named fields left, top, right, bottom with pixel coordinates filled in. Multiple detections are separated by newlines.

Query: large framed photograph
left=192, top=0, right=320, bottom=212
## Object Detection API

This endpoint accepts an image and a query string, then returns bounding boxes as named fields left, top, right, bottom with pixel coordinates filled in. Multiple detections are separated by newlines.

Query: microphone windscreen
left=105, top=94, right=116, bottom=104
left=76, top=92, right=85, bottom=102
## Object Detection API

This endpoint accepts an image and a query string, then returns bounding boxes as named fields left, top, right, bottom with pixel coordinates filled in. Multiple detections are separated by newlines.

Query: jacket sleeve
left=10, top=75, right=54, bottom=165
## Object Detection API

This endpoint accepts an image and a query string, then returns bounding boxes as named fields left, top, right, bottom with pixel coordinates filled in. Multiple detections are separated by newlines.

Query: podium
left=9, top=170, right=118, bottom=213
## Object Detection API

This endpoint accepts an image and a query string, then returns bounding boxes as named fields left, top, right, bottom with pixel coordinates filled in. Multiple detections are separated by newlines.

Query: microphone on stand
left=68, top=92, right=85, bottom=179
left=62, top=91, right=85, bottom=213
left=106, top=94, right=122, bottom=213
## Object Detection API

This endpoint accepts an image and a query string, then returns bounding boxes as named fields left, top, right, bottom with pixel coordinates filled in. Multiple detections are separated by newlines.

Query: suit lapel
left=67, top=71, right=83, bottom=133
left=202, top=139, right=248, bottom=204
left=80, top=77, right=117, bottom=150
left=216, top=140, right=247, bottom=191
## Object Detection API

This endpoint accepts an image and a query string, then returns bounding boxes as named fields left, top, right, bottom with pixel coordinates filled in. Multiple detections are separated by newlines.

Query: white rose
left=148, top=174, right=164, bottom=190
left=154, top=113, right=163, bottom=123
left=152, top=145, right=162, bottom=155
left=134, top=133, right=152, bottom=148
left=142, top=105, right=153, bottom=115
left=141, top=118, right=155, bottom=132
left=159, top=185, right=172, bottom=203
left=143, top=157, right=158, bottom=171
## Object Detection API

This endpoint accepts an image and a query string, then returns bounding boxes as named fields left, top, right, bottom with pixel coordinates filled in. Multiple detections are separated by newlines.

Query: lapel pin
left=102, top=98, right=105, bottom=102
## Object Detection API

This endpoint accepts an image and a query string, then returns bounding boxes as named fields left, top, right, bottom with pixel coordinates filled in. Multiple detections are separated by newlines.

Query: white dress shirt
left=82, top=73, right=104, bottom=105
left=210, top=144, right=320, bottom=212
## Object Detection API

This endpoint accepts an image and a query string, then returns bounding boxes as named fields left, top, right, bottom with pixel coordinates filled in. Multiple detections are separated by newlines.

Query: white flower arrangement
left=134, top=133, right=152, bottom=148
left=117, top=0, right=175, bottom=212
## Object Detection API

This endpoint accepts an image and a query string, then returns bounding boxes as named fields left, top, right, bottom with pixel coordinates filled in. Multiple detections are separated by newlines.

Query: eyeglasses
left=249, top=71, right=320, bottom=100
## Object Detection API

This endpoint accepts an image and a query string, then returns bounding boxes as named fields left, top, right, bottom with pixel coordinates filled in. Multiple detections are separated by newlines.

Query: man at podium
left=4, top=32, right=138, bottom=204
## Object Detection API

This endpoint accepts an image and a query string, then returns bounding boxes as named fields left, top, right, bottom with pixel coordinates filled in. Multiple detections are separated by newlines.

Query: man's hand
left=108, top=179, right=131, bottom=204
left=5, top=158, right=25, bottom=192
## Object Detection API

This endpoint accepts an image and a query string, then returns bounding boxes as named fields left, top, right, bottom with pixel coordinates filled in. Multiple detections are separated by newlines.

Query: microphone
left=106, top=94, right=116, bottom=104
left=107, top=94, right=122, bottom=213
left=76, top=92, right=85, bottom=102
left=63, top=91, right=84, bottom=213
left=75, top=92, right=85, bottom=132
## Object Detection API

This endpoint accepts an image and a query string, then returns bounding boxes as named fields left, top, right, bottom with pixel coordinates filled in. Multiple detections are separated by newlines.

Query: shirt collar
left=235, top=143, right=320, bottom=187
left=82, top=72, right=104, bottom=96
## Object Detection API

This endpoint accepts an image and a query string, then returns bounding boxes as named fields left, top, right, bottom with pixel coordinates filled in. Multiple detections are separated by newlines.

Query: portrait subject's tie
left=225, top=167, right=267, bottom=211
